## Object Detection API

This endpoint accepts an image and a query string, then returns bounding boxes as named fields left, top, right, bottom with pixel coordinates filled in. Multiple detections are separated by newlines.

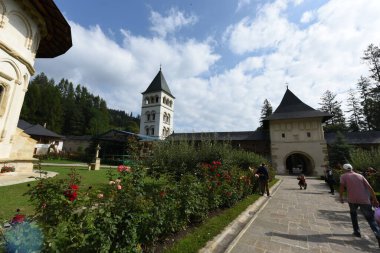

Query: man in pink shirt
left=339, top=163, right=380, bottom=248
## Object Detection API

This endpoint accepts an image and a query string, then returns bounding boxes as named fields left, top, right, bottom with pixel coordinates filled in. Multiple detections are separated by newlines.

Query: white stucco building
left=265, top=88, right=332, bottom=176
left=140, top=69, right=175, bottom=140
left=0, top=0, right=71, bottom=172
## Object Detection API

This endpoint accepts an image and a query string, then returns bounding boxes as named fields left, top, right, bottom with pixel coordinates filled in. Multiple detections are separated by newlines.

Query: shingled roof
left=142, top=70, right=174, bottom=98
left=18, top=120, right=62, bottom=139
left=325, top=131, right=380, bottom=145
left=169, top=130, right=269, bottom=141
left=26, top=0, right=72, bottom=58
left=265, top=88, right=332, bottom=121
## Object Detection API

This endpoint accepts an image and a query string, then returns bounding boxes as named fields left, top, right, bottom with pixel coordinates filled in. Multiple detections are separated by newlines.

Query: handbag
left=375, top=207, right=380, bottom=225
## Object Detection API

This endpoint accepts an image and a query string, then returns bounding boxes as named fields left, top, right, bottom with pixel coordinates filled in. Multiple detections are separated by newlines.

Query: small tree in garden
left=328, top=132, right=352, bottom=167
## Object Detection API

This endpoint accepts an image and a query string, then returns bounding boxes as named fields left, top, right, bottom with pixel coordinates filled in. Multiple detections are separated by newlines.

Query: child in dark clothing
left=297, top=174, right=307, bottom=190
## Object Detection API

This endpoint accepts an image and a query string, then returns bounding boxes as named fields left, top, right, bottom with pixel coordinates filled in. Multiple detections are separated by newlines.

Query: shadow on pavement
left=267, top=231, right=379, bottom=252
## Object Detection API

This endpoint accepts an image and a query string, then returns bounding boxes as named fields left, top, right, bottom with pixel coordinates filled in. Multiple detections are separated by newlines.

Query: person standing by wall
left=255, top=163, right=270, bottom=197
left=325, top=165, right=335, bottom=195
left=339, top=163, right=380, bottom=248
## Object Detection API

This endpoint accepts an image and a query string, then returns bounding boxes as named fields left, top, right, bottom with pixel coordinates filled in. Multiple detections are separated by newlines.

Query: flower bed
left=1, top=140, right=272, bottom=252
left=1, top=165, right=15, bottom=173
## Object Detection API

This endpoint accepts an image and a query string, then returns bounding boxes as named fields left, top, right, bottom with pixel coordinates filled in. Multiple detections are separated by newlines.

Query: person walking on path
left=255, top=163, right=270, bottom=196
left=325, top=165, right=335, bottom=195
left=339, top=163, right=380, bottom=248
left=297, top=173, right=307, bottom=190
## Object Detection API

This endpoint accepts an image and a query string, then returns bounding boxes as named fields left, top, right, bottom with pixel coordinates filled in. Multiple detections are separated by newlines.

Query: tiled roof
left=142, top=70, right=174, bottom=97
left=18, top=120, right=62, bottom=138
left=169, top=131, right=269, bottom=141
left=325, top=131, right=380, bottom=144
left=97, top=129, right=160, bottom=142
left=265, top=88, right=332, bottom=121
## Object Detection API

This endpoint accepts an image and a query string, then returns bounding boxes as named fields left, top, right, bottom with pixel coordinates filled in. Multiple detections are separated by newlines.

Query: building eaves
left=26, top=0, right=72, bottom=58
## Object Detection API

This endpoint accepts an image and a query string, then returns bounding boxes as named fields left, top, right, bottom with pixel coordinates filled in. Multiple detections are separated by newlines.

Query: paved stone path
left=225, top=176, right=380, bottom=253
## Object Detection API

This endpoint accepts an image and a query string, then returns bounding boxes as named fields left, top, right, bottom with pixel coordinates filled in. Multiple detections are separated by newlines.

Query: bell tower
left=140, top=69, right=175, bottom=139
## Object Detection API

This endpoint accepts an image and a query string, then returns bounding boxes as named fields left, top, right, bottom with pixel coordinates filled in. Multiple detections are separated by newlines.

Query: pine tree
left=328, top=132, right=352, bottom=167
left=319, top=90, right=346, bottom=133
left=345, top=89, right=362, bottom=132
left=362, top=44, right=380, bottom=84
left=356, top=76, right=373, bottom=130
left=257, top=99, right=272, bottom=130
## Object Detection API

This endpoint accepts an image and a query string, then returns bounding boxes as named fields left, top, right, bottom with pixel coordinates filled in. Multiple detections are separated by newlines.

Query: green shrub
left=350, top=148, right=380, bottom=172
left=6, top=140, right=273, bottom=252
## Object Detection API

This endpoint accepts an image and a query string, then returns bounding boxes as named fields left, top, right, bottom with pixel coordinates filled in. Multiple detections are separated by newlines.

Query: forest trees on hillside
left=21, top=73, right=140, bottom=136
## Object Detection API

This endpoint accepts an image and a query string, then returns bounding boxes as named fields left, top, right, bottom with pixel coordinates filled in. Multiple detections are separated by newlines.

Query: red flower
left=117, top=165, right=131, bottom=173
left=117, top=165, right=125, bottom=172
left=159, top=191, right=166, bottom=198
left=11, top=214, right=25, bottom=224
left=70, top=184, right=79, bottom=191
left=64, top=185, right=78, bottom=202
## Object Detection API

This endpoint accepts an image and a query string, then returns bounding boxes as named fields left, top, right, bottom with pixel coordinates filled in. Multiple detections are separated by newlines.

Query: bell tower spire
left=139, top=69, right=175, bottom=139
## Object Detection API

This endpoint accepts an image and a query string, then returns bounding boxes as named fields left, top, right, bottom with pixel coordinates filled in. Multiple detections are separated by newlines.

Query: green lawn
left=39, top=159, right=87, bottom=164
left=0, top=166, right=115, bottom=221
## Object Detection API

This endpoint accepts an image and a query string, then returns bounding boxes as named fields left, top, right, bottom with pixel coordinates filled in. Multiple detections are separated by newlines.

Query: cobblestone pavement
left=225, top=176, right=380, bottom=253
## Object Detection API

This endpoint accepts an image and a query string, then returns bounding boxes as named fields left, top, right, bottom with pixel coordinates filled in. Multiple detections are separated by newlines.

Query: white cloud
left=35, top=0, right=380, bottom=132
left=149, top=8, right=198, bottom=38
left=36, top=20, right=219, bottom=129
left=300, top=10, right=315, bottom=23
left=236, top=0, right=252, bottom=12
left=223, top=0, right=380, bottom=119
left=225, top=0, right=294, bottom=54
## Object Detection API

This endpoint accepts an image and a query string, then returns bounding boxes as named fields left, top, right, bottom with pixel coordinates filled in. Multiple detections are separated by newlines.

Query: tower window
left=146, top=112, right=150, bottom=121
left=146, top=128, right=149, bottom=135
left=152, top=112, right=155, bottom=120
left=307, top=132, right=311, bottom=137
left=281, top=133, right=285, bottom=138
left=151, top=127, right=154, bottom=135
left=155, top=96, right=159, bottom=103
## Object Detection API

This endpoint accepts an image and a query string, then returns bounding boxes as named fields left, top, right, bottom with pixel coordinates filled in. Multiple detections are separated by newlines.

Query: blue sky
left=36, top=0, right=380, bottom=132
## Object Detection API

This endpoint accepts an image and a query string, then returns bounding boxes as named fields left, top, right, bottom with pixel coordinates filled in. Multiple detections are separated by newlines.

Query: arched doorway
left=285, top=153, right=313, bottom=176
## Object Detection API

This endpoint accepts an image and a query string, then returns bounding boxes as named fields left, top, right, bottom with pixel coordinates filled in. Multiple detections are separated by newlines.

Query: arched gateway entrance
left=285, top=153, right=314, bottom=176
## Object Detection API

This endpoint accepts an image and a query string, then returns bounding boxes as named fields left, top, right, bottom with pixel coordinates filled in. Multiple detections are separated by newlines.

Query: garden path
left=0, top=170, right=57, bottom=186
left=224, top=176, right=380, bottom=253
